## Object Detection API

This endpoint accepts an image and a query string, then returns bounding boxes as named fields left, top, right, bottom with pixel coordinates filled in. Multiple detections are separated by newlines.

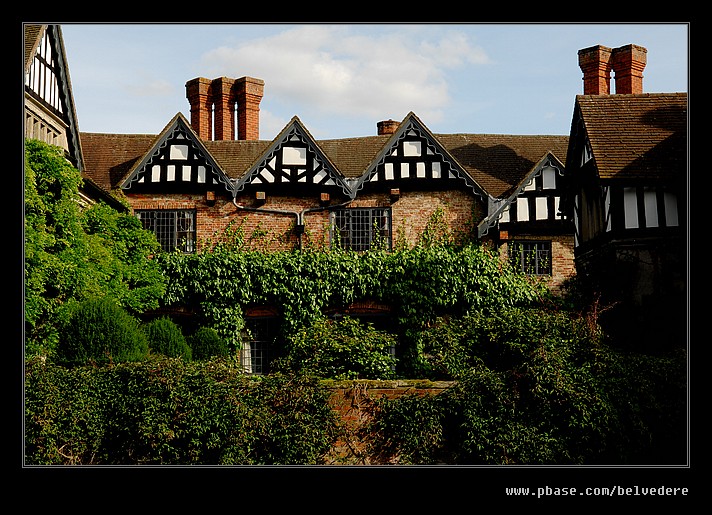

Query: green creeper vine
left=155, top=234, right=550, bottom=366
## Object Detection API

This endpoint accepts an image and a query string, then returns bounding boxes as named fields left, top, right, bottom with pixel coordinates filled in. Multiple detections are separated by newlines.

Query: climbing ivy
left=155, top=232, right=550, bottom=371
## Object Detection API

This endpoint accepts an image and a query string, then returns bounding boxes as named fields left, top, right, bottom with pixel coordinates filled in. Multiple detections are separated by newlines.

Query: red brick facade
left=126, top=188, right=483, bottom=251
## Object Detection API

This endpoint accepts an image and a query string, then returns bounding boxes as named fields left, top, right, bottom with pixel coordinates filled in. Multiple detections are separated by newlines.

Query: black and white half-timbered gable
left=24, top=24, right=82, bottom=169
left=121, top=113, right=235, bottom=195
left=478, top=153, right=571, bottom=278
left=235, top=116, right=353, bottom=199
left=354, top=112, right=489, bottom=201
left=564, top=94, right=686, bottom=253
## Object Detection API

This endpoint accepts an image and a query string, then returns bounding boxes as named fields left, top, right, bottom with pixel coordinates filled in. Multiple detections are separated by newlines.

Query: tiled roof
left=438, top=133, right=569, bottom=197
left=203, top=139, right=271, bottom=180
left=79, top=127, right=568, bottom=200
left=317, top=135, right=391, bottom=178
left=577, top=92, right=687, bottom=181
left=80, top=133, right=157, bottom=191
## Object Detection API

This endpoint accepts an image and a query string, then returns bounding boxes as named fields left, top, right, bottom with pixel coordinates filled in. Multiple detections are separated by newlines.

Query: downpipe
left=232, top=197, right=352, bottom=250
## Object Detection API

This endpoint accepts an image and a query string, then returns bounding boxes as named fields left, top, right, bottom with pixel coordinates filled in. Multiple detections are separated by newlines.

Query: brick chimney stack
left=185, top=77, right=213, bottom=140
left=212, top=77, right=236, bottom=141
left=185, top=76, right=264, bottom=141
left=578, top=45, right=613, bottom=95
left=610, top=44, right=647, bottom=95
left=235, top=77, right=265, bottom=141
left=578, top=44, right=647, bottom=95
left=377, top=119, right=399, bottom=135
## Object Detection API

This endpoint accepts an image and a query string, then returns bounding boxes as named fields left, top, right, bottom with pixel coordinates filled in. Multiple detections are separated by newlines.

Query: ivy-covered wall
left=324, top=379, right=453, bottom=465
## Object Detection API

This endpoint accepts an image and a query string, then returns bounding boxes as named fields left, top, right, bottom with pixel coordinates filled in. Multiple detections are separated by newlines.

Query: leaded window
left=331, top=208, right=392, bottom=251
left=242, top=316, right=280, bottom=375
left=510, top=240, right=552, bottom=275
left=137, top=209, right=196, bottom=253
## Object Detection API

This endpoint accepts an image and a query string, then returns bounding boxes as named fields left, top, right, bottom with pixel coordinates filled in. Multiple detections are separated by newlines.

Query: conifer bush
left=56, top=297, right=149, bottom=366
left=187, top=326, right=230, bottom=360
left=143, top=317, right=192, bottom=360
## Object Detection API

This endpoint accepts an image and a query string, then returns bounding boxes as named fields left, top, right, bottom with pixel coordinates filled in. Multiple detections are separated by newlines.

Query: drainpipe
left=232, top=197, right=351, bottom=250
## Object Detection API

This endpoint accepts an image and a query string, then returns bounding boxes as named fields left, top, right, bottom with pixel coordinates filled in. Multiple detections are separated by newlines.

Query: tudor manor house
left=25, top=25, right=687, bottom=365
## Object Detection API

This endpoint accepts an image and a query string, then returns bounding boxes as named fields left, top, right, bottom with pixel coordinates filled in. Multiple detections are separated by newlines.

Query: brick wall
left=126, top=188, right=482, bottom=251
left=496, top=233, right=576, bottom=293
left=323, top=380, right=453, bottom=465
left=389, top=189, right=481, bottom=246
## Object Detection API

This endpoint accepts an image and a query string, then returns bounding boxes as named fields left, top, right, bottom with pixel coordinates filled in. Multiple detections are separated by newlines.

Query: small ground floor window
left=242, top=312, right=281, bottom=375
left=509, top=240, right=552, bottom=275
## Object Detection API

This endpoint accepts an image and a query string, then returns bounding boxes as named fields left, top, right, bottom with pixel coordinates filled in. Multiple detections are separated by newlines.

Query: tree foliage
left=143, top=316, right=192, bottom=361
left=24, top=139, right=166, bottom=356
left=278, top=316, right=397, bottom=379
left=364, top=307, right=687, bottom=465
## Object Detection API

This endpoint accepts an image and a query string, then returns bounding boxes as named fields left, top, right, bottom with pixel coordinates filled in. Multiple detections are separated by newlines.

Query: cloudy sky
left=59, top=23, right=688, bottom=140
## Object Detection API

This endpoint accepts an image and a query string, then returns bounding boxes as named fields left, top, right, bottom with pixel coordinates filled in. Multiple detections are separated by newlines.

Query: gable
left=24, top=24, right=83, bottom=171
left=478, top=153, right=568, bottom=236
left=353, top=113, right=488, bottom=199
left=121, top=114, right=234, bottom=193
left=234, top=117, right=353, bottom=198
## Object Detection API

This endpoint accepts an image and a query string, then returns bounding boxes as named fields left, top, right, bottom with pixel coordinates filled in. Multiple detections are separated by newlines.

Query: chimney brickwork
left=185, top=76, right=264, bottom=141
left=578, top=44, right=647, bottom=95
left=212, top=77, right=236, bottom=141
left=235, top=77, right=265, bottom=141
left=610, top=44, right=647, bottom=95
left=377, top=119, right=399, bottom=135
left=578, top=45, right=613, bottom=95
left=185, top=77, right=213, bottom=140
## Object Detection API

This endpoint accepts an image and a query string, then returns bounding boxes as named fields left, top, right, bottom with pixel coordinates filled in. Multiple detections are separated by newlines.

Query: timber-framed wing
left=477, top=152, right=569, bottom=237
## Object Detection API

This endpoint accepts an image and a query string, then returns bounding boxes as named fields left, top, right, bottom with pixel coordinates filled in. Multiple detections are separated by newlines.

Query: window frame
left=509, top=240, right=552, bottom=276
left=242, top=315, right=281, bottom=375
left=136, top=209, right=197, bottom=253
left=330, top=207, right=392, bottom=251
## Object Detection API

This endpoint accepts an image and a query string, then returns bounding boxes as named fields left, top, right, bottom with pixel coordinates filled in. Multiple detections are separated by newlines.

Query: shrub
left=24, top=357, right=340, bottom=465
left=143, top=317, right=192, bottom=361
left=279, top=317, right=397, bottom=379
left=187, top=327, right=230, bottom=361
left=56, top=297, right=149, bottom=366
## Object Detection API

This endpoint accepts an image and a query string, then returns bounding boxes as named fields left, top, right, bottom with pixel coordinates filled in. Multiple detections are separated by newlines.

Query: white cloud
left=124, top=76, right=175, bottom=97
left=200, top=25, right=490, bottom=126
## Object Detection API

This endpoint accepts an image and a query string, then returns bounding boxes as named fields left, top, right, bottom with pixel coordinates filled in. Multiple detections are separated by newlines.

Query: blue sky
left=60, top=23, right=689, bottom=140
